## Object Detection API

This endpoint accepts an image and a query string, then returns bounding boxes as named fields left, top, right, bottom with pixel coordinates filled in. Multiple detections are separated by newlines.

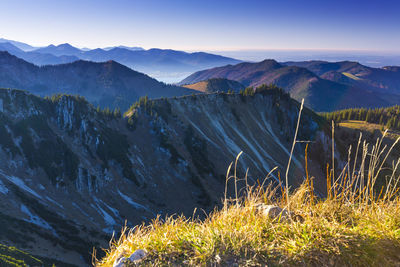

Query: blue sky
left=1, top=0, right=399, bottom=52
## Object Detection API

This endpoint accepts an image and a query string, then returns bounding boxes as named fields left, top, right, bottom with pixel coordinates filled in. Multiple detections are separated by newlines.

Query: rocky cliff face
left=0, top=88, right=324, bottom=266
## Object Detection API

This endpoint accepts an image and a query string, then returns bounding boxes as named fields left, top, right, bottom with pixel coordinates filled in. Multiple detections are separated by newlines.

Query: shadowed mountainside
left=0, top=51, right=195, bottom=110
left=0, top=88, right=329, bottom=265
left=284, top=60, right=400, bottom=94
left=0, top=41, right=241, bottom=82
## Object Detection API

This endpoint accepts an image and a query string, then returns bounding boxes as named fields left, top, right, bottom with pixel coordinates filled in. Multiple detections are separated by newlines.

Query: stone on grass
left=128, top=249, right=147, bottom=263
left=112, top=249, right=147, bottom=267
left=256, top=204, right=289, bottom=220
left=256, top=204, right=304, bottom=222
left=113, top=256, right=127, bottom=267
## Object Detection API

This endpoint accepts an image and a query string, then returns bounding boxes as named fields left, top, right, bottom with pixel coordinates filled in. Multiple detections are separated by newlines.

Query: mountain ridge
left=0, top=39, right=241, bottom=82
left=0, top=42, right=79, bottom=65
left=0, top=88, right=327, bottom=265
left=0, top=51, right=195, bottom=110
left=0, top=38, right=36, bottom=51
left=180, top=59, right=400, bottom=111
left=34, top=43, right=83, bottom=56
left=283, top=60, right=400, bottom=95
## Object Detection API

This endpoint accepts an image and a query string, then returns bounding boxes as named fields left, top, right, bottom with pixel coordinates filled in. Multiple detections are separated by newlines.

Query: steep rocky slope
left=0, top=88, right=326, bottom=266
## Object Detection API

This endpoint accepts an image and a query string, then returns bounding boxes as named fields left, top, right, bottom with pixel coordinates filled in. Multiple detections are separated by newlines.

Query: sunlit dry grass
left=342, top=72, right=363, bottom=81
left=339, top=120, right=400, bottom=140
left=95, top=184, right=400, bottom=266
left=95, top=107, right=400, bottom=266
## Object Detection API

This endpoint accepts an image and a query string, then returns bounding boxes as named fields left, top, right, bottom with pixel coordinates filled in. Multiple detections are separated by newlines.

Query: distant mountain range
left=34, top=43, right=83, bottom=56
left=0, top=39, right=241, bottom=82
left=0, top=38, right=37, bottom=51
left=0, top=51, right=195, bottom=110
left=180, top=59, right=400, bottom=111
left=283, top=60, right=400, bottom=95
left=1, top=38, right=400, bottom=112
left=102, top=45, right=144, bottom=51
left=0, top=42, right=79, bottom=65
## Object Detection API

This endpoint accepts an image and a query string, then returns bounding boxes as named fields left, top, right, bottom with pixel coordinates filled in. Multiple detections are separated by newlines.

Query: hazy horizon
left=1, top=0, right=399, bottom=53
left=3, top=37, right=400, bottom=69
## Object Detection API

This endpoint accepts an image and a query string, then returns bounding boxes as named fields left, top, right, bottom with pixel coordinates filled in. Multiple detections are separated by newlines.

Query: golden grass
left=95, top=186, right=400, bottom=266
left=339, top=120, right=400, bottom=140
left=339, top=120, right=382, bottom=131
left=342, top=72, right=362, bottom=81
left=182, top=81, right=209, bottom=93
left=95, top=109, right=400, bottom=266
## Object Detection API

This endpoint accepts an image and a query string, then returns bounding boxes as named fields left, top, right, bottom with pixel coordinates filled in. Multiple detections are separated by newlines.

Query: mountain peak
left=103, top=45, right=144, bottom=51
left=0, top=42, right=22, bottom=53
left=0, top=38, right=36, bottom=51
left=0, top=50, right=14, bottom=58
left=260, top=58, right=279, bottom=64
left=0, top=51, right=37, bottom=70
left=258, top=59, right=282, bottom=67
left=0, top=50, right=28, bottom=62
left=57, top=43, right=74, bottom=48
left=0, top=53, right=195, bottom=110
left=35, top=43, right=82, bottom=56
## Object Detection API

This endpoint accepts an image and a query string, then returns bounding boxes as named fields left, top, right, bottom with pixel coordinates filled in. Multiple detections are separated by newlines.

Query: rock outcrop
left=0, top=88, right=323, bottom=265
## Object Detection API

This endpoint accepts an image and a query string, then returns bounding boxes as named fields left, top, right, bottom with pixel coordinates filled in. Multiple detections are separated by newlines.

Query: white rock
left=256, top=204, right=289, bottom=221
left=113, top=256, right=127, bottom=267
left=215, top=254, right=222, bottom=264
left=256, top=204, right=304, bottom=222
left=128, top=249, right=147, bottom=263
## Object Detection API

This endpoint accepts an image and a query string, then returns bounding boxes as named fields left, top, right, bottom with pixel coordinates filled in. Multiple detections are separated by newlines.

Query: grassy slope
left=182, top=78, right=245, bottom=93
left=96, top=130, right=400, bottom=266
left=338, top=120, right=400, bottom=139
left=342, top=72, right=362, bottom=81
left=183, top=81, right=209, bottom=92
left=96, top=186, right=400, bottom=266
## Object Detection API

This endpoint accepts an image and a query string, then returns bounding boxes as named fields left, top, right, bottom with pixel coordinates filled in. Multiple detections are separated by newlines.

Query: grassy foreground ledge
left=95, top=187, right=400, bottom=266
left=95, top=130, right=400, bottom=266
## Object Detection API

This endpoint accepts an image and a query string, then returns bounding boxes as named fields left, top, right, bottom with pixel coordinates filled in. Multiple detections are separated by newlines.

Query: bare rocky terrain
left=0, top=88, right=328, bottom=266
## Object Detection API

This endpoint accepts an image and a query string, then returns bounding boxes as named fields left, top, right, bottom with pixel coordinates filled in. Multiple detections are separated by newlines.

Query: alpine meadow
left=0, top=0, right=400, bottom=266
